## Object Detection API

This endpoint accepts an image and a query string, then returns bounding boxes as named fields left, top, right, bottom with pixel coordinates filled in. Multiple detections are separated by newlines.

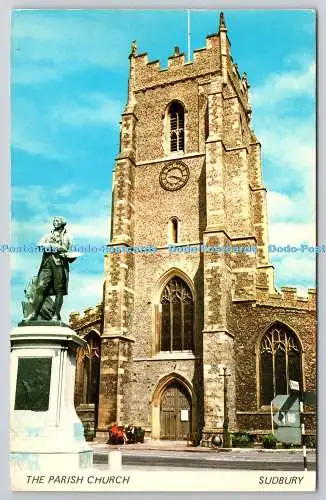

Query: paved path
left=90, top=442, right=316, bottom=471
left=90, top=440, right=316, bottom=456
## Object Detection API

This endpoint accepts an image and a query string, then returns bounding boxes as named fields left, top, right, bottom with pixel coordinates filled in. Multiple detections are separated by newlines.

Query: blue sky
left=10, top=9, right=316, bottom=325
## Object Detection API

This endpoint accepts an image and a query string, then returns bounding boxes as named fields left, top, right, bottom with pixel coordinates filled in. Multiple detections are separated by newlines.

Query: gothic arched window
left=260, top=324, right=301, bottom=405
left=82, top=332, right=100, bottom=404
left=160, top=277, right=193, bottom=351
left=169, top=102, right=185, bottom=152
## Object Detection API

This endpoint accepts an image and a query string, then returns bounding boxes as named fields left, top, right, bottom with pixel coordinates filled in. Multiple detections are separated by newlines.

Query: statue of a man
left=23, top=216, right=73, bottom=322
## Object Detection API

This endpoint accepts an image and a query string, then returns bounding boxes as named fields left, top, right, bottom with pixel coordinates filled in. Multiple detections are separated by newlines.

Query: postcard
left=9, top=9, right=316, bottom=492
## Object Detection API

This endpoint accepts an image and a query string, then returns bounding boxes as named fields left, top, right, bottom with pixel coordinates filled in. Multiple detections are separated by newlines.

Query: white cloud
left=12, top=120, right=66, bottom=160
left=12, top=91, right=122, bottom=159
left=12, top=12, right=126, bottom=84
left=269, top=221, right=315, bottom=247
left=55, top=185, right=78, bottom=197
left=251, top=59, right=315, bottom=196
left=12, top=65, right=61, bottom=85
left=12, top=215, right=108, bottom=245
left=251, top=62, right=315, bottom=109
left=271, top=252, right=316, bottom=288
left=259, top=120, right=315, bottom=182
left=267, top=192, right=295, bottom=221
left=268, top=220, right=316, bottom=290
left=251, top=57, right=315, bottom=293
left=12, top=99, right=67, bottom=160
left=51, top=94, right=123, bottom=127
left=11, top=184, right=110, bottom=253
left=70, top=218, right=108, bottom=240
left=64, top=273, right=104, bottom=318
left=10, top=252, right=37, bottom=273
left=267, top=191, right=315, bottom=224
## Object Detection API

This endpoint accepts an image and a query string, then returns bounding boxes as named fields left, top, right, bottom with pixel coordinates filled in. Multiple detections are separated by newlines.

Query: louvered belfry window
left=161, top=277, right=193, bottom=351
left=169, top=102, right=185, bottom=152
left=260, top=324, right=301, bottom=405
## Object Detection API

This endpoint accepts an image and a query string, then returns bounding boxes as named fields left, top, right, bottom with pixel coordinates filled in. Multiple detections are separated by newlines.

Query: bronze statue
left=22, top=277, right=55, bottom=320
left=22, top=216, right=77, bottom=323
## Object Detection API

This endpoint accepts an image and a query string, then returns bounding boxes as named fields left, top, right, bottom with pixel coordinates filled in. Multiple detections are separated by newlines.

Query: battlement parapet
left=69, top=301, right=103, bottom=330
left=130, top=41, right=250, bottom=118
left=256, top=287, right=316, bottom=311
left=131, top=33, right=222, bottom=91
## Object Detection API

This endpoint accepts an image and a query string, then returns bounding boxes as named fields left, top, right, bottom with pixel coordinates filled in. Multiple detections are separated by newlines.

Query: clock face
left=159, top=161, right=189, bottom=191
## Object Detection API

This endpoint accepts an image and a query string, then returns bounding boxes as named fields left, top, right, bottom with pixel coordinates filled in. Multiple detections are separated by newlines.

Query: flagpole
left=187, top=10, right=191, bottom=62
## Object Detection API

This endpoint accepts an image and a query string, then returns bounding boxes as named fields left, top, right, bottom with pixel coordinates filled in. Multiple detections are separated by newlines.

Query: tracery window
left=81, top=332, right=100, bottom=404
left=160, top=277, right=193, bottom=351
left=169, top=102, right=185, bottom=152
left=260, top=324, right=301, bottom=405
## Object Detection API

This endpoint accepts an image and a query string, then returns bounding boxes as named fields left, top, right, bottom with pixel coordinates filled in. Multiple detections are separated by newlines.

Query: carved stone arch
left=78, top=329, right=101, bottom=360
left=84, top=328, right=101, bottom=342
left=153, top=267, right=196, bottom=304
left=151, top=371, right=193, bottom=405
left=162, top=99, right=188, bottom=117
left=255, top=320, right=304, bottom=356
left=151, top=372, right=195, bottom=440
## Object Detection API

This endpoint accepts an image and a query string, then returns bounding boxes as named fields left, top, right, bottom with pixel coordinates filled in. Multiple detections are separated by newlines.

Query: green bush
left=281, top=442, right=292, bottom=449
left=281, top=442, right=301, bottom=449
left=262, top=433, right=277, bottom=449
left=83, top=422, right=95, bottom=441
left=83, top=421, right=90, bottom=436
left=86, top=431, right=95, bottom=442
left=305, top=435, right=317, bottom=449
left=231, top=432, right=254, bottom=448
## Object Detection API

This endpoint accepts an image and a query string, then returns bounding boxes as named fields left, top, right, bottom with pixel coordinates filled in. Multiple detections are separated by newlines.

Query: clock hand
left=168, top=174, right=182, bottom=181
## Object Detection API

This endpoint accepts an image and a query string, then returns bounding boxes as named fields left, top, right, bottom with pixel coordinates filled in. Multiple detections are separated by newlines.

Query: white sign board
left=180, top=409, right=189, bottom=422
left=286, top=412, right=296, bottom=424
left=289, top=380, right=300, bottom=391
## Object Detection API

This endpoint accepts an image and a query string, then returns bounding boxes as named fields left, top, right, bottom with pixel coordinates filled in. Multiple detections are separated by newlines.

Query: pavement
left=90, top=439, right=316, bottom=454
left=89, top=441, right=316, bottom=471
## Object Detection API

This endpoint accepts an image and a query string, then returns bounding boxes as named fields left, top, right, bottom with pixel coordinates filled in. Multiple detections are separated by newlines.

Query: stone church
left=71, top=13, right=316, bottom=444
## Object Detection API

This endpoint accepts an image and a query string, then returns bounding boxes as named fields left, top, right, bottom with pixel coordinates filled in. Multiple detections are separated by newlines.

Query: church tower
left=71, top=12, right=316, bottom=446
left=97, top=12, right=275, bottom=442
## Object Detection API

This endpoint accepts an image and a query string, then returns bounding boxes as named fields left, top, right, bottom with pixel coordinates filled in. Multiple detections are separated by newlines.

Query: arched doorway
left=160, top=381, right=191, bottom=440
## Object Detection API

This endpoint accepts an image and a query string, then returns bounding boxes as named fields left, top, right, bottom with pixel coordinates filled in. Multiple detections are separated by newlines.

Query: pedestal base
left=10, top=450, right=93, bottom=474
left=10, top=325, right=93, bottom=472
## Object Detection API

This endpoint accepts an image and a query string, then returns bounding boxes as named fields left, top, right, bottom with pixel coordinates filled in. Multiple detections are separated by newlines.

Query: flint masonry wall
left=231, top=289, right=316, bottom=433
left=70, top=14, right=316, bottom=443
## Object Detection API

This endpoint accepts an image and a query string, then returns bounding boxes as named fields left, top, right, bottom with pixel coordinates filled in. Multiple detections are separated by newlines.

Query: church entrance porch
left=160, top=381, right=191, bottom=440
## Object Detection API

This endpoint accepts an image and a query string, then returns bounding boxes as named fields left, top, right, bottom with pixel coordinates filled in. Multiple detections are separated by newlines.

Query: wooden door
left=160, top=382, right=191, bottom=440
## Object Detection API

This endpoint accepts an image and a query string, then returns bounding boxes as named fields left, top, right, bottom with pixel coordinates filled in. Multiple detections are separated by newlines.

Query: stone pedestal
left=10, top=324, right=93, bottom=472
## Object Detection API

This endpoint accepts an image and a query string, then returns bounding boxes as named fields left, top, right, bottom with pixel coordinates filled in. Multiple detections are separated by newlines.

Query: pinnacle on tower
left=242, top=72, right=249, bottom=87
left=219, top=12, right=227, bottom=32
left=130, top=40, right=137, bottom=57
